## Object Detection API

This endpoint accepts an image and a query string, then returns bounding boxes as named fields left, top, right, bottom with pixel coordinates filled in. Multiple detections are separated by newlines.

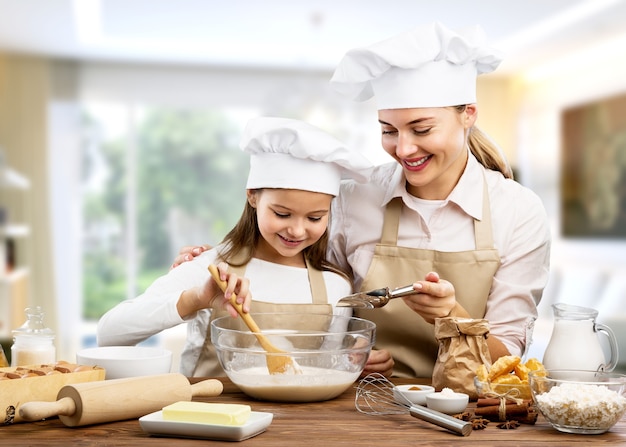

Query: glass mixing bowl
left=211, top=312, right=375, bottom=402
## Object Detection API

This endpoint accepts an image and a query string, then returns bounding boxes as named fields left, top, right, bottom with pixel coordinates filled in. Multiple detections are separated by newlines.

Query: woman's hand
left=170, top=244, right=212, bottom=270
left=177, top=262, right=251, bottom=319
left=360, top=349, right=394, bottom=378
left=401, top=272, right=464, bottom=324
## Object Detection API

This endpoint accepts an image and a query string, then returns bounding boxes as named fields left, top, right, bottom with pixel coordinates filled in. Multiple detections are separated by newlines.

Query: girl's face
left=248, top=188, right=332, bottom=266
left=378, top=105, right=477, bottom=200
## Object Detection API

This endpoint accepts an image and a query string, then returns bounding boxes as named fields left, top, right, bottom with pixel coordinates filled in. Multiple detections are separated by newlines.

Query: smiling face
left=247, top=188, right=333, bottom=266
left=378, top=105, right=477, bottom=200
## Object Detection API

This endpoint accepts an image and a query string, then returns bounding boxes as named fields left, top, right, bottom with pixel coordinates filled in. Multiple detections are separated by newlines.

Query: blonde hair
left=455, top=105, right=514, bottom=180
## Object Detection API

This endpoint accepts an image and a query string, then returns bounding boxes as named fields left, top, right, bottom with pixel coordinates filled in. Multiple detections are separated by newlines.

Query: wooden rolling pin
left=19, top=373, right=223, bottom=427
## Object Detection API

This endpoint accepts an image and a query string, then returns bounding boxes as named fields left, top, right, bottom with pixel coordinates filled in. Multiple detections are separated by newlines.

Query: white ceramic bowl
left=393, top=384, right=435, bottom=406
left=76, top=346, right=172, bottom=380
left=211, top=312, right=375, bottom=402
left=425, top=389, right=469, bottom=414
left=529, top=369, right=626, bottom=434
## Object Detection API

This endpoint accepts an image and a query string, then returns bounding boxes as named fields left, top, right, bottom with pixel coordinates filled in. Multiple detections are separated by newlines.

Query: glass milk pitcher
left=542, top=303, right=618, bottom=371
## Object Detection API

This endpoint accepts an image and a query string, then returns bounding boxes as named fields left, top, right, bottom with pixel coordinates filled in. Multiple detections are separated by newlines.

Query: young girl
left=96, top=116, right=373, bottom=377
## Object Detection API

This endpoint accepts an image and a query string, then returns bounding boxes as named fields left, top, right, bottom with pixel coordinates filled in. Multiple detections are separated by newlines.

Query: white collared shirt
left=329, top=152, right=551, bottom=356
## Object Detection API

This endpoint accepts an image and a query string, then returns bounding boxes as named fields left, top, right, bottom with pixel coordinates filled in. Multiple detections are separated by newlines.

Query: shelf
left=0, top=167, right=30, bottom=190
left=0, top=165, right=30, bottom=338
left=0, top=224, right=29, bottom=238
left=0, top=267, right=28, bottom=283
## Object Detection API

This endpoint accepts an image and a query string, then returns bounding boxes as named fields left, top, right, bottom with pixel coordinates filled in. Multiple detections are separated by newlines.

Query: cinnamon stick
left=476, top=398, right=532, bottom=407
left=474, top=404, right=530, bottom=417
left=481, top=409, right=538, bottom=425
left=515, top=408, right=539, bottom=425
left=473, top=399, right=537, bottom=424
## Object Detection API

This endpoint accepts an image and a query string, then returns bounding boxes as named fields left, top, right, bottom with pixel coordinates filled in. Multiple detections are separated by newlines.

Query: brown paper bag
left=432, top=317, right=492, bottom=399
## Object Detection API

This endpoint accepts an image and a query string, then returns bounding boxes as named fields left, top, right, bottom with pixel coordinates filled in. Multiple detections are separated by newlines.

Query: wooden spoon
left=208, top=264, right=301, bottom=375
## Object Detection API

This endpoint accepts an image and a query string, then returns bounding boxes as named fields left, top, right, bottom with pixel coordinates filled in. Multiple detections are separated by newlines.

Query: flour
left=229, top=366, right=358, bottom=402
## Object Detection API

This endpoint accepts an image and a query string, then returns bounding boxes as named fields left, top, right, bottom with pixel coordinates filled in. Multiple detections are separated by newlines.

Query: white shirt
left=328, top=152, right=551, bottom=356
left=97, top=247, right=352, bottom=376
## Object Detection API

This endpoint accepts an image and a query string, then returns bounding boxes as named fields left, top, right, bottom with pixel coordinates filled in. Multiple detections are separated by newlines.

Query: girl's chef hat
left=330, top=21, right=503, bottom=110
left=242, top=117, right=372, bottom=196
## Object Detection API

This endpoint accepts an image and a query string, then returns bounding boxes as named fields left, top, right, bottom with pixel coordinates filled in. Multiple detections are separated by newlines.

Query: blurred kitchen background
left=0, top=0, right=625, bottom=373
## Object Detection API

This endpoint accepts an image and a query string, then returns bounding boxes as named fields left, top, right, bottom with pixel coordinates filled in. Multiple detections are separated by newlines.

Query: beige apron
left=357, top=179, right=501, bottom=378
left=192, top=254, right=332, bottom=377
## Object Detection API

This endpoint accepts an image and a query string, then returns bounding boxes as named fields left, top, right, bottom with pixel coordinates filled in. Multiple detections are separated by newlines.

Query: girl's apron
left=356, top=179, right=501, bottom=378
left=192, top=253, right=332, bottom=377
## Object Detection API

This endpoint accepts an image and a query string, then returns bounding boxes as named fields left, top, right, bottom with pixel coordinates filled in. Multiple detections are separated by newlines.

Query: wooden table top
left=3, top=377, right=626, bottom=446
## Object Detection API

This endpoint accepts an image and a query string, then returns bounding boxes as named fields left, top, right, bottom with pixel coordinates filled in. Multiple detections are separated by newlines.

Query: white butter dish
left=139, top=410, right=273, bottom=441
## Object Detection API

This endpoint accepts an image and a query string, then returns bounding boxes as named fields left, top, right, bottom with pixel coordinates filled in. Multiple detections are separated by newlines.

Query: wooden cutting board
left=1, top=363, right=105, bottom=424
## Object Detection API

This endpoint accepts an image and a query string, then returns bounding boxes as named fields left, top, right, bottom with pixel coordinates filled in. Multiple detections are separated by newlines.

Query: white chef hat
left=330, top=21, right=503, bottom=109
left=241, top=117, right=372, bottom=196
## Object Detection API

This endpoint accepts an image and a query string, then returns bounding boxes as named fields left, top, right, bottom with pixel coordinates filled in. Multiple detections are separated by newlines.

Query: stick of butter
left=162, top=401, right=252, bottom=426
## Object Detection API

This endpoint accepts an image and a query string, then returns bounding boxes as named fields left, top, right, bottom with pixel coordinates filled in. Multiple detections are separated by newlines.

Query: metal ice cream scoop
left=336, top=284, right=417, bottom=308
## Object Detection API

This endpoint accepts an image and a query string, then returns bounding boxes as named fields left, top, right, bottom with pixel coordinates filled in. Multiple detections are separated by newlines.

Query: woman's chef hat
left=330, top=21, right=503, bottom=109
left=242, top=117, right=372, bottom=196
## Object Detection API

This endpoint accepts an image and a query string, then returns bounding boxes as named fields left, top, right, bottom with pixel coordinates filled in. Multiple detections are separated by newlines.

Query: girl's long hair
left=455, top=105, right=514, bottom=180
left=217, top=190, right=351, bottom=280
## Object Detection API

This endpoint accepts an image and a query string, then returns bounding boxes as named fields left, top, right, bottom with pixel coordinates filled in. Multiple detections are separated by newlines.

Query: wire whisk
left=355, top=372, right=412, bottom=415
left=355, top=373, right=472, bottom=437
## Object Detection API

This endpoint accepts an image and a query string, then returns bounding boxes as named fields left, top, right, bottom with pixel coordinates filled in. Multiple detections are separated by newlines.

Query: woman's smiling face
left=248, top=188, right=332, bottom=266
left=378, top=105, right=477, bottom=200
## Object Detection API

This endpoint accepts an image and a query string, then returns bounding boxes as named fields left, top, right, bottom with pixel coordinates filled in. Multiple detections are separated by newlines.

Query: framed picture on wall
left=561, top=92, right=626, bottom=238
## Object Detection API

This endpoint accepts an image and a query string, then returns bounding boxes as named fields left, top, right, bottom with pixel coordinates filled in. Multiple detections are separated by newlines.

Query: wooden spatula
left=208, top=264, right=301, bottom=375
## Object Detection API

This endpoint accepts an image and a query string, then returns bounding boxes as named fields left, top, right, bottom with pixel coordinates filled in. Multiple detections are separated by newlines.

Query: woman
left=97, top=117, right=373, bottom=377
left=173, top=22, right=551, bottom=378
left=327, top=21, right=550, bottom=377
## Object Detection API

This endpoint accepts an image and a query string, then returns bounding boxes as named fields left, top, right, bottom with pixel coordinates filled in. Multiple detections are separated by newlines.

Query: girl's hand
left=401, top=272, right=459, bottom=324
left=177, top=262, right=251, bottom=319
left=360, top=349, right=394, bottom=378
left=206, top=262, right=252, bottom=317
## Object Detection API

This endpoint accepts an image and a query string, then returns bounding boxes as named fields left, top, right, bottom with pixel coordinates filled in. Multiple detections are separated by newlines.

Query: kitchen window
left=77, top=103, right=253, bottom=348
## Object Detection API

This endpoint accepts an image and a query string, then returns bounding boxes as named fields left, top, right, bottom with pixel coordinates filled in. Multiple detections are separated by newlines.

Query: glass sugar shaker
left=11, top=306, right=56, bottom=366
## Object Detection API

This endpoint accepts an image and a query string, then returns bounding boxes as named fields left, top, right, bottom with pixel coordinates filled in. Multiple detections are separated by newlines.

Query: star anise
left=471, top=417, right=490, bottom=430
left=497, top=420, right=520, bottom=430
left=453, top=411, right=472, bottom=421
left=4, top=405, right=15, bottom=425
